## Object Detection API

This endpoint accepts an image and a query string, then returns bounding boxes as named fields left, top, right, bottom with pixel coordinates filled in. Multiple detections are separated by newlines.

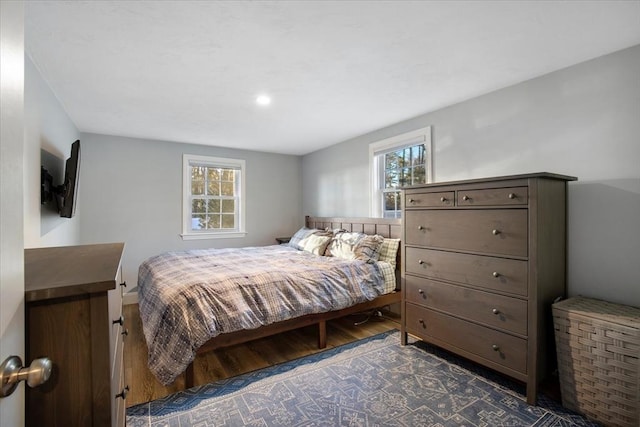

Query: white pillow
left=289, top=227, right=329, bottom=250
left=298, top=234, right=332, bottom=255
left=325, top=232, right=384, bottom=263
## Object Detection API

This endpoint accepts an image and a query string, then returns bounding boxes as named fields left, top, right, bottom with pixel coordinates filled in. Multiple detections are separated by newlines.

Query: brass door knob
left=0, top=356, right=53, bottom=397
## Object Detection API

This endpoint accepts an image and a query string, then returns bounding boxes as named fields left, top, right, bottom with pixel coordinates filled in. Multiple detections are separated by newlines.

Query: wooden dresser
left=24, top=243, right=128, bottom=427
left=400, top=173, right=576, bottom=404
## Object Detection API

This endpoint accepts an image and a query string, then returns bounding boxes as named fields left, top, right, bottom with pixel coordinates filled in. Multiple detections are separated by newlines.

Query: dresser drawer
left=405, top=191, right=455, bottom=208
left=114, top=356, right=126, bottom=427
left=405, top=303, right=527, bottom=374
left=405, top=247, right=528, bottom=296
left=405, top=209, right=528, bottom=257
left=458, top=187, right=528, bottom=206
left=109, top=287, right=123, bottom=377
left=111, top=331, right=124, bottom=426
left=405, top=276, right=528, bottom=335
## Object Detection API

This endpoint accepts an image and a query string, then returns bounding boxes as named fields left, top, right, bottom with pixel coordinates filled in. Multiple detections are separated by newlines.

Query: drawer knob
left=120, top=281, right=127, bottom=288
left=440, top=197, right=447, bottom=202
left=408, top=198, right=414, bottom=203
left=417, top=225, right=424, bottom=230
left=492, top=308, right=500, bottom=315
left=492, top=344, right=500, bottom=351
left=418, top=289, right=424, bottom=295
left=122, top=328, right=129, bottom=336
left=418, top=319, right=425, bottom=326
left=462, top=195, right=470, bottom=201
left=492, top=271, right=500, bottom=278
left=112, top=315, right=125, bottom=326
left=508, top=193, right=516, bottom=199
left=418, top=260, right=425, bottom=265
left=115, top=385, right=130, bottom=400
left=492, top=229, right=501, bottom=235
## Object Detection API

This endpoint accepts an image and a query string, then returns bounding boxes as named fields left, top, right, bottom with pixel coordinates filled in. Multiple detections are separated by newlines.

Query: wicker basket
left=552, top=296, right=640, bottom=427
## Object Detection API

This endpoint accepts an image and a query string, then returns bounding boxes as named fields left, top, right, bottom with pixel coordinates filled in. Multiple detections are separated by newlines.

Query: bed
left=137, top=216, right=402, bottom=387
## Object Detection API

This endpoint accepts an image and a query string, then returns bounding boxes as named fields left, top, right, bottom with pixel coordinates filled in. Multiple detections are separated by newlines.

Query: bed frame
left=184, top=216, right=402, bottom=387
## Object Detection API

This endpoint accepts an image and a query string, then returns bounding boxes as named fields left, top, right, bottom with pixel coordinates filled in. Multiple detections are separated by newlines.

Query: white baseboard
left=123, top=290, right=138, bottom=305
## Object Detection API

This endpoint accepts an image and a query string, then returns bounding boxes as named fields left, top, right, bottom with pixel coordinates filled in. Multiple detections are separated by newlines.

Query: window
left=369, top=126, right=432, bottom=218
left=182, top=154, right=246, bottom=239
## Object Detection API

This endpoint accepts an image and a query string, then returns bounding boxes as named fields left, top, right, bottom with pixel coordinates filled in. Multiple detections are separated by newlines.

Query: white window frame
left=181, top=154, right=247, bottom=240
left=369, top=126, right=433, bottom=217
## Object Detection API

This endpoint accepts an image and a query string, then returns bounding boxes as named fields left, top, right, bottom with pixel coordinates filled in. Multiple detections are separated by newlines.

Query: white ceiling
left=25, top=1, right=640, bottom=156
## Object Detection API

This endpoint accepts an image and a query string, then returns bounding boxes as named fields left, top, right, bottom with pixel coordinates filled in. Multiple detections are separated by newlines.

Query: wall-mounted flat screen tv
left=41, top=139, right=80, bottom=218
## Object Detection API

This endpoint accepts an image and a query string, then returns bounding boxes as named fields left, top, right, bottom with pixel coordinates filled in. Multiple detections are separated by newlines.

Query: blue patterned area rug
left=127, top=330, right=598, bottom=426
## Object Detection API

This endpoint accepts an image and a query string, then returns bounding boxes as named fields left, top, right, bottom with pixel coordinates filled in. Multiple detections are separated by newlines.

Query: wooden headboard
left=305, top=216, right=402, bottom=290
left=304, top=216, right=401, bottom=239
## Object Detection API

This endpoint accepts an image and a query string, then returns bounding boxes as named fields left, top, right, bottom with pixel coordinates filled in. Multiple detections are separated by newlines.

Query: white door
left=0, top=1, right=26, bottom=426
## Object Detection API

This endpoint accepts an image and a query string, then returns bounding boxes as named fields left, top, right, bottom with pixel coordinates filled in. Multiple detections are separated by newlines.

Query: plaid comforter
left=138, top=245, right=387, bottom=385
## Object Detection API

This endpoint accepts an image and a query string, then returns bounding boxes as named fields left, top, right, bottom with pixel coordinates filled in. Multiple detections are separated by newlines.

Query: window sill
left=181, top=231, right=247, bottom=240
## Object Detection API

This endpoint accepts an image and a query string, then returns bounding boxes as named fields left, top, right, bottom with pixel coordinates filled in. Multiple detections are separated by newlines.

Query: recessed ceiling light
left=255, top=94, right=271, bottom=106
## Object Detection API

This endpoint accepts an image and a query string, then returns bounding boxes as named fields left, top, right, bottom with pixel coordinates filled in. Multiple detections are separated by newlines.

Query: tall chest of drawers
left=24, top=243, right=128, bottom=427
left=401, top=173, right=576, bottom=404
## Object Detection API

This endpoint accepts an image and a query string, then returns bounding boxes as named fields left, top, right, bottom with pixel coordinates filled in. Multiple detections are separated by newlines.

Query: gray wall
left=78, top=133, right=303, bottom=287
left=303, top=45, right=640, bottom=306
left=24, top=56, right=81, bottom=248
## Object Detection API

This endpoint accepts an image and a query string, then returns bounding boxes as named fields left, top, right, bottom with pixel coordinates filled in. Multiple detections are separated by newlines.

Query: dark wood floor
left=124, top=303, right=400, bottom=407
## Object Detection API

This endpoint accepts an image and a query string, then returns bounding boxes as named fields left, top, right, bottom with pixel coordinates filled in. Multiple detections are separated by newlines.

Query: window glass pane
left=411, top=145, right=425, bottom=166
left=221, top=199, right=234, bottom=213
left=207, top=215, right=221, bottom=229
left=191, top=181, right=204, bottom=195
left=385, top=152, right=399, bottom=170
left=191, top=214, right=206, bottom=230
left=391, top=149, right=402, bottom=167
left=385, top=170, right=398, bottom=189
left=400, top=168, right=410, bottom=187
left=221, top=182, right=234, bottom=196
left=221, top=170, right=234, bottom=181
left=384, top=192, right=397, bottom=211
left=207, top=181, right=220, bottom=196
left=207, top=199, right=220, bottom=213
left=192, top=199, right=206, bottom=213
left=413, top=165, right=426, bottom=185
left=191, top=166, right=205, bottom=180
left=207, top=168, right=220, bottom=181
left=403, top=148, right=412, bottom=167
left=221, top=214, right=235, bottom=229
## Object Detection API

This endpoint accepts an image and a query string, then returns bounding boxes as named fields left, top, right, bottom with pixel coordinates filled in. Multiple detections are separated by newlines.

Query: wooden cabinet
left=24, top=243, right=127, bottom=427
left=401, top=173, right=576, bottom=404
